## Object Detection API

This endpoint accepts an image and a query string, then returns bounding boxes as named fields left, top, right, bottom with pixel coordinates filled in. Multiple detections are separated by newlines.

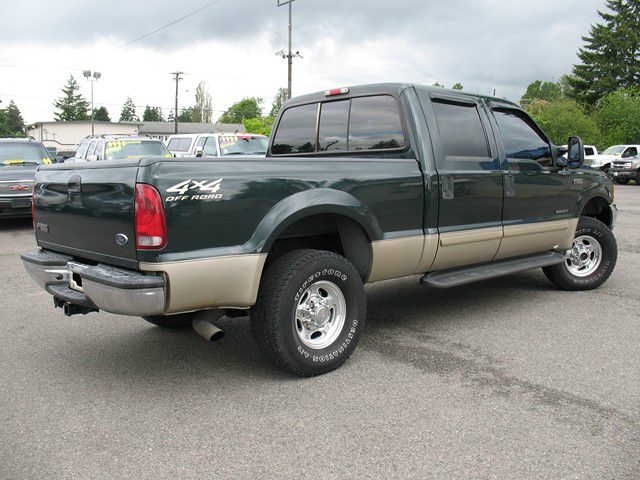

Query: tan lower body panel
left=367, top=234, right=438, bottom=283
left=430, top=226, right=502, bottom=271
left=367, top=218, right=579, bottom=281
left=495, top=218, right=578, bottom=260
left=140, top=254, right=267, bottom=314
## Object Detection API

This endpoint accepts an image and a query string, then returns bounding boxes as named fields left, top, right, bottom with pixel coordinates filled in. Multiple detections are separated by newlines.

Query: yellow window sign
left=42, top=157, right=52, bottom=165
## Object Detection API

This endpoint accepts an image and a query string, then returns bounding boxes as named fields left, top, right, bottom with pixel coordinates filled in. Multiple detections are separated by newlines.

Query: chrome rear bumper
left=21, top=249, right=166, bottom=317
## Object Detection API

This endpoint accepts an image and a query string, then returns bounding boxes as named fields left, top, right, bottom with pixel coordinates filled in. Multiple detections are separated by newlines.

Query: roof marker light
left=324, top=88, right=349, bottom=96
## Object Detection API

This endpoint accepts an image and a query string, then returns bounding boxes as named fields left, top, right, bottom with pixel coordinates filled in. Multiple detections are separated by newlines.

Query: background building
left=27, top=121, right=245, bottom=155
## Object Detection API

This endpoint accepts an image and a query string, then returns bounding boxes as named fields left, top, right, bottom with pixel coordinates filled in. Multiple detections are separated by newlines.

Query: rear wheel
left=143, top=312, right=196, bottom=329
left=543, top=216, right=617, bottom=291
left=251, top=249, right=365, bottom=377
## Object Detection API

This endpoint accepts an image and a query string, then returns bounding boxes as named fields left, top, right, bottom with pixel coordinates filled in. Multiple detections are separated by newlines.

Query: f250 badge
left=165, top=178, right=223, bottom=201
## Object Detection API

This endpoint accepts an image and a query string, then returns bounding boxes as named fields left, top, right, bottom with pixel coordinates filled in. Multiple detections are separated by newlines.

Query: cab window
left=348, top=96, right=405, bottom=151
left=622, top=147, right=638, bottom=158
left=432, top=100, right=489, bottom=159
left=167, top=138, right=192, bottom=152
left=493, top=108, right=552, bottom=168
left=75, top=141, right=89, bottom=159
left=271, top=103, right=318, bottom=154
left=87, top=141, right=98, bottom=158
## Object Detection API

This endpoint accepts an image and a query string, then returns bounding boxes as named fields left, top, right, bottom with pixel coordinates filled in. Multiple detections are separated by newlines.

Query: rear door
left=419, top=92, right=503, bottom=270
left=489, top=105, right=578, bottom=260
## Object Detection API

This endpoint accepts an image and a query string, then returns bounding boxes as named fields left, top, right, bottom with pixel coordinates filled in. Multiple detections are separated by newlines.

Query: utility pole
left=276, top=0, right=301, bottom=99
left=170, top=71, right=184, bottom=133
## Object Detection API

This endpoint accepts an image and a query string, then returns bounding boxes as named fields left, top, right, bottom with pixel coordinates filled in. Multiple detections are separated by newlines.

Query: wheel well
left=266, top=214, right=372, bottom=280
left=581, top=196, right=612, bottom=228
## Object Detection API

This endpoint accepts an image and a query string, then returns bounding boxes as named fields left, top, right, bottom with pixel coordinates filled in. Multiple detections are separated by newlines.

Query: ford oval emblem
left=115, top=233, right=129, bottom=246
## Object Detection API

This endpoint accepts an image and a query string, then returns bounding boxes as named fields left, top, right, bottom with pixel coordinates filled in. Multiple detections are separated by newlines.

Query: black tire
left=143, top=312, right=196, bottom=329
left=251, top=249, right=366, bottom=377
left=615, top=178, right=629, bottom=185
left=543, top=216, right=617, bottom=291
left=635, top=170, right=640, bottom=185
left=601, top=164, right=610, bottom=174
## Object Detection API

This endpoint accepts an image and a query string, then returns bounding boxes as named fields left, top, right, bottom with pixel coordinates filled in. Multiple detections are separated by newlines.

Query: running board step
left=421, top=251, right=565, bottom=288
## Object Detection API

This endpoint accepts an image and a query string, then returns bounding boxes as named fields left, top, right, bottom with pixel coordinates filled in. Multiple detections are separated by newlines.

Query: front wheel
left=615, top=178, right=629, bottom=185
left=543, top=216, right=617, bottom=291
left=251, top=249, right=366, bottom=377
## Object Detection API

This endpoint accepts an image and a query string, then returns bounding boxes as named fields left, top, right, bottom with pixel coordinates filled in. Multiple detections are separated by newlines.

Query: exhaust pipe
left=192, top=310, right=226, bottom=342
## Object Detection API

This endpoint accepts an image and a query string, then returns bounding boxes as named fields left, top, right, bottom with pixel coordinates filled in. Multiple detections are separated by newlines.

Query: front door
left=420, top=92, right=504, bottom=270
left=489, top=105, right=579, bottom=260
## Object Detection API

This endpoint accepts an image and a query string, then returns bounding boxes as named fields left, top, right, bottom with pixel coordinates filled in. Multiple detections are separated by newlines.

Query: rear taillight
left=134, top=183, right=167, bottom=250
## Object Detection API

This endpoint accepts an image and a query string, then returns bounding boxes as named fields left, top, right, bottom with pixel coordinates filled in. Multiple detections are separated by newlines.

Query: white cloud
left=0, top=0, right=605, bottom=123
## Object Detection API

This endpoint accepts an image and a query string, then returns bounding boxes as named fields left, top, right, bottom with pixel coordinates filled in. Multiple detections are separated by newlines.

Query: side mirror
left=194, top=148, right=203, bottom=158
left=86, top=154, right=98, bottom=161
left=566, top=136, right=584, bottom=168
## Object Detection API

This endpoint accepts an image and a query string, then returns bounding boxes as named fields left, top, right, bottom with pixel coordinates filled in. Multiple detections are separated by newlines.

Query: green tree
left=525, top=98, right=601, bottom=146
left=0, top=100, right=25, bottom=137
left=270, top=87, right=288, bottom=117
left=432, top=81, right=445, bottom=88
left=569, top=0, right=640, bottom=107
left=451, top=83, right=464, bottom=90
left=177, top=107, right=195, bottom=123
left=119, top=97, right=139, bottom=122
left=142, top=106, right=164, bottom=122
left=520, top=80, right=564, bottom=104
left=53, top=75, right=90, bottom=121
left=92, top=106, right=110, bottom=121
left=219, top=97, right=263, bottom=123
left=594, top=87, right=640, bottom=146
left=193, top=81, right=213, bottom=123
left=242, top=116, right=275, bottom=136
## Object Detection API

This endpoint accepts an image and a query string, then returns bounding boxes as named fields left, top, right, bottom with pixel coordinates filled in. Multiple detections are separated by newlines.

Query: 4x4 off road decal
left=165, top=178, right=223, bottom=201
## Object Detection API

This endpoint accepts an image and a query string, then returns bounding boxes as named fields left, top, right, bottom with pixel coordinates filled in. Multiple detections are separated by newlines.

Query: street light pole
left=83, top=70, right=101, bottom=136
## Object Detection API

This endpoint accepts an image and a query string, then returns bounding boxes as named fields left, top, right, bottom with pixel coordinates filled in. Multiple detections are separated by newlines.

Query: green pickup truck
left=22, top=83, right=618, bottom=376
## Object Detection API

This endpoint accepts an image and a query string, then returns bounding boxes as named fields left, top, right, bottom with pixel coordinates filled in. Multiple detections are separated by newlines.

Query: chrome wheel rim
left=566, top=235, right=602, bottom=277
left=295, top=280, right=346, bottom=350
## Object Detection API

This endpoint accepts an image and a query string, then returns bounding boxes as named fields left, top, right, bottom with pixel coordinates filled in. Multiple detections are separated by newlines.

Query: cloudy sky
left=0, top=0, right=605, bottom=123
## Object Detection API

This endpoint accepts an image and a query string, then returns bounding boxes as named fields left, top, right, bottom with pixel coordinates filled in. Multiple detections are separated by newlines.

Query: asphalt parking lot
left=1, top=186, right=639, bottom=480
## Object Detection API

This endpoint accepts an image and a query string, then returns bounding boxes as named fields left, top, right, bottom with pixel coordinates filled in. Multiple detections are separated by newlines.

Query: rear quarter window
left=271, top=94, right=406, bottom=155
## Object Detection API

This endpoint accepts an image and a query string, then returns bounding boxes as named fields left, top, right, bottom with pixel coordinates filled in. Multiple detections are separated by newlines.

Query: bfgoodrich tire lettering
left=251, top=249, right=366, bottom=377
left=543, top=216, right=617, bottom=291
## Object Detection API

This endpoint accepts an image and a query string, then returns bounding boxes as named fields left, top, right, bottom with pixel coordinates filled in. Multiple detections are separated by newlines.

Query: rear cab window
left=271, top=94, right=406, bottom=155
left=104, top=140, right=170, bottom=160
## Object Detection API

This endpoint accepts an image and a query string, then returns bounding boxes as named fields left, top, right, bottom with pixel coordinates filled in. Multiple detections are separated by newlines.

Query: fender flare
left=246, top=188, right=383, bottom=253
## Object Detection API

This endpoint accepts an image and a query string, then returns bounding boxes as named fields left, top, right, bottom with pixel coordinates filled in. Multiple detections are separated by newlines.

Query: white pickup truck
left=591, top=145, right=640, bottom=172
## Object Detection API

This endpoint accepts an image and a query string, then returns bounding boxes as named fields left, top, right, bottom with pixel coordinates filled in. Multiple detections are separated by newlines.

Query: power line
left=119, top=0, right=223, bottom=49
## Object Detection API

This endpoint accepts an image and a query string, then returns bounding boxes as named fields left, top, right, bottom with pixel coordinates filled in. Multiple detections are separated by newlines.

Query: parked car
left=69, top=135, right=170, bottom=162
left=0, top=138, right=52, bottom=218
left=167, top=133, right=268, bottom=158
left=22, top=83, right=618, bottom=376
left=592, top=144, right=640, bottom=172
left=608, top=154, right=640, bottom=185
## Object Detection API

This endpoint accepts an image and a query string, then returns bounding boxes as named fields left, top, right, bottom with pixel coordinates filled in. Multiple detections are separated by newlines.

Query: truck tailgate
left=33, top=160, right=140, bottom=269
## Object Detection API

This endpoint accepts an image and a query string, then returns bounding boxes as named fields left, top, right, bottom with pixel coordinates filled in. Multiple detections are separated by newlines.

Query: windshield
left=105, top=140, right=170, bottom=160
left=0, top=143, right=51, bottom=166
left=603, top=146, right=626, bottom=155
left=218, top=135, right=268, bottom=156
